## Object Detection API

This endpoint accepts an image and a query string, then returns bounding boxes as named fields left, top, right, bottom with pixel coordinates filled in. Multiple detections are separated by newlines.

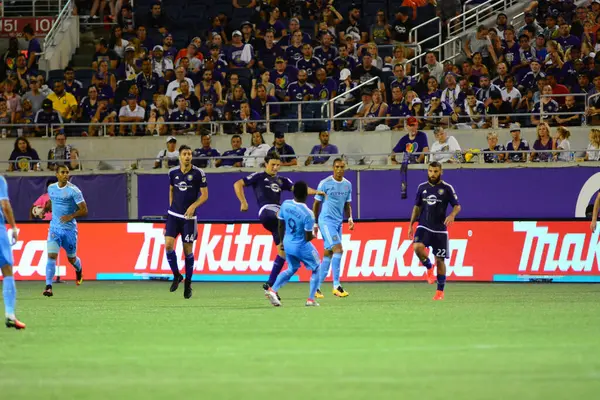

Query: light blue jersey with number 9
left=278, top=200, right=315, bottom=250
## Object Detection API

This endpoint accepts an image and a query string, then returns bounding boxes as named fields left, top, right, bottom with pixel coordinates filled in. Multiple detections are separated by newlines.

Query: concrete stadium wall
left=0, top=127, right=593, bottom=168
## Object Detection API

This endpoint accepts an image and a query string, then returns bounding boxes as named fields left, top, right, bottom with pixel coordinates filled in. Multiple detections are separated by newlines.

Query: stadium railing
left=449, top=0, right=520, bottom=37
left=264, top=100, right=329, bottom=134
left=37, top=0, right=76, bottom=73
left=405, top=36, right=462, bottom=78
left=0, top=0, right=63, bottom=17
left=408, top=16, right=441, bottom=56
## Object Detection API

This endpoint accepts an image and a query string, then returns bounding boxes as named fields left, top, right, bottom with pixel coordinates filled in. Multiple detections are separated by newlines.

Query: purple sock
left=184, top=254, right=195, bottom=282
left=437, top=274, right=446, bottom=291
left=421, top=257, right=432, bottom=270
left=166, top=250, right=180, bottom=277
left=267, top=255, right=286, bottom=286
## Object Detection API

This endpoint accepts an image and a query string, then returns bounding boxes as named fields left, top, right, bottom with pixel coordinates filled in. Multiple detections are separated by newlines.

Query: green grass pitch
left=1, top=282, right=599, bottom=399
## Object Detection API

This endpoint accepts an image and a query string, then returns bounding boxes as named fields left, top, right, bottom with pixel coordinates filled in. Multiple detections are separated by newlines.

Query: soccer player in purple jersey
left=234, top=151, right=323, bottom=295
left=164, top=145, right=209, bottom=299
left=408, top=162, right=461, bottom=300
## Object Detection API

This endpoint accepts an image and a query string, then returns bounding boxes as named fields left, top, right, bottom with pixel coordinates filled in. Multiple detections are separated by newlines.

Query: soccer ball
left=32, top=206, right=45, bottom=219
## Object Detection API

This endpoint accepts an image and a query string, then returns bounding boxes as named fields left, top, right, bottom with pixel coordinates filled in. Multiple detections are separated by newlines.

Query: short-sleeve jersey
left=168, top=166, right=207, bottom=218
left=0, top=176, right=9, bottom=225
left=243, top=172, right=294, bottom=211
left=278, top=199, right=315, bottom=247
left=414, top=180, right=459, bottom=232
left=315, top=176, right=352, bottom=226
left=48, top=182, right=85, bottom=231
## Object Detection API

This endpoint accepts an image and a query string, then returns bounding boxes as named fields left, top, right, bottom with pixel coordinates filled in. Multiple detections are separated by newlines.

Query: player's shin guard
left=318, top=256, right=332, bottom=287
left=331, top=253, right=343, bottom=288
left=272, top=266, right=297, bottom=292
left=421, top=257, right=433, bottom=270
left=2, top=276, right=16, bottom=319
left=267, top=255, right=285, bottom=286
left=70, top=257, right=82, bottom=271
left=184, top=253, right=194, bottom=282
left=308, top=267, right=320, bottom=301
left=45, top=258, right=56, bottom=286
left=437, top=275, right=446, bottom=291
left=166, top=250, right=180, bottom=277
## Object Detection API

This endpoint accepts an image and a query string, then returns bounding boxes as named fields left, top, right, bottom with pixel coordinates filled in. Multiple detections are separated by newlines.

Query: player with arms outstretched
left=234, top=152, right=323, bottom=294
left=408, top=162, right=461, bottom=300
left=164, top=145, right=209, bottom=299
left=265, top=181, right=321, bottom=307
left=0, top=176, right=26, bottom=329
left=313, top=158, right=354, bottom=298
left=591, top=191, right=600, bottom=232
left=43, top=165, right=88, bottom=297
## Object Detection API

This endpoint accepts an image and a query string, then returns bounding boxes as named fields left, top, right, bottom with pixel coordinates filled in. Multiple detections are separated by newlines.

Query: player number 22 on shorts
left=435, top=249, right=446, bottom=258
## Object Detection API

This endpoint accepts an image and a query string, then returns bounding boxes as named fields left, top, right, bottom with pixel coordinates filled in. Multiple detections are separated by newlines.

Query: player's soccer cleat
left=183, top=280, right=192, bottom=299
left=170, top=274, right=183, bottom=292
left=425, top=268, right=436, bottom=285
left=75, top=268, right=83, bottom=286
left=305, top=299, right=320, bottom=307
left=43, top=285, right=53, bottom=297
left=266, top=289, right=281, bottom=307
left=263, top=282, right=281, bottom=300
left=433, top=290, right=445, bottom=301
left=5, top=317, right=26, bottom=330
left=315, top=289, right=324, bottom=299
left=333, top=286, right=349, bottom=297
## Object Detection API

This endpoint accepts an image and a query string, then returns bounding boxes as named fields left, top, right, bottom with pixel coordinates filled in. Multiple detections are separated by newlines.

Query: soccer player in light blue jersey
left=43, top=165, right=88, bottom=297
left=314, top=158, right=354, bottom=298
left=0, top=176, right=26, bottom=329
left=265, top=181, right=322, bottom=307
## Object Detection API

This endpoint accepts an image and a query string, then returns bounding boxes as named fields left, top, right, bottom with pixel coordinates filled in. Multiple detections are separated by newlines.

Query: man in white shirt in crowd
left=118, top=94, right=146, bottom=135
left=429, top=126, right=462, bottom=163
left=166, top=66, right=195, bottom=98
left=154, top=136, right=180, bottom=169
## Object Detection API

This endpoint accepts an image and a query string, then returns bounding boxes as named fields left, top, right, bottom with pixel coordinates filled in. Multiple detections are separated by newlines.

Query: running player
left=0, top=176, right=25, bottom=329
left=314, top=158, right=354, bottom=298
left=43, top=165, right=87, bottom=297
left=408, top=161, right=461, bottom=300
left=164, top=145, right=208, bottom=299
left=265, top=181, right=321, bottom=307
left=234, top=151, right=323, bottom=294
left=591, top=191, right=600, bottom=232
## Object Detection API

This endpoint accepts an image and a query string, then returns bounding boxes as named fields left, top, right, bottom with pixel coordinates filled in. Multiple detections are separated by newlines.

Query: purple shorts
left=165, top=214, right=197, bottom=243
left=414, top=226, right=449, bottom=259
left=259, top=205, right=281, bottom=245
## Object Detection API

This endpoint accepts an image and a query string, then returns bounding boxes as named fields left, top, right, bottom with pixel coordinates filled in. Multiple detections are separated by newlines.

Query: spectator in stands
left=154, top=136, right=179, bottom=168
left=488, top=28, right=504, bottom=58
left=370, top=10, right=392, bottom=45
left=258, top=7, right=287, bottom=41
left=339, top=6, right=368, bottom=44
left=173, top=80, right=200, bottom=112
left=22, top=24, right=41, bottom=73
left=390, top=63, right=414, bottom=93
left=574, top=72, right=594, bottom=96
left=362, top=88, right=388, bottom=131
left=251, top=71, right=275, bottom=99
left=193, top=134, right=220, bottom=168
left=286, top=31, right=305, bottom=63
left=391, top=7, right=412, bottom=45
left=270, top=132, right=297, bottom=166
left=286, top=69, right=314, bottom=101
left=505, top=123, right=530, bottom=162
left=459, top=90, right=485, bottom=129
left=304, top=131, right=338, bottom=166
left=313, top=68, right=336, bottom=100
left=216, top=135, right=245, bottom=168
left=63, top=67, right=83, bottom=101
left=118, top=94, right=145, bottom=135
left=175, top=42, right=203, bottom=66
left=500, top=27, right=520, bottom=72
left=429, top=127, right=461, bottom=163
left=585, top=128, right=600, bottom=161
left=464, top=26, right=498, bottom=67
left=116, top=46, right=138, bottom=81
left=160, top=34, right=177, bottom=62
left=534, top=34, right=548, bottom=63
left=8, top=136, right=40, bottom=171
left=532, top=85, right=559, bottom=126
left=532, top=75, right=549, bottom=105
left=225, top=85, right=248, bottom=124
left=0, top=98, right=11, bottom=131
left=352, top=53, right=384, bottom=95
left=16, top=98, right=35, bottom=133
left=391, top=116, right=428, bottom=164
left=241, top=21, right=259, bottom=49
left=546, top=71, right=569, bottom=105
left=518, top=12, right=543, bottom=39
left=196, top=69, right=222, bottom=107
left=136, top=58, right=163, bottom=101
left=251, top=83, right=279, bottom=124
left=483, top=131, right=506, bottom=163
left=494, top=13, right=508, bottom=40
left=14, top=54, right=32, bottom=94
left=530, top=122, right=554, bottom=162
left=519, top=60, right=546, bottom=96
left=410, top=97, right=426, bottom=129
left=168, top=95, right=196, bottom=135
left=204, top=45, right=228, bottom=84
left=3, top=80, right=21, bottom=123
left=146, top=108, right=166, bottom=136
left=117, top=4, right=136, bottom=38
left=258, top=30, right=285, bottom=71
left=424, top=52, right=444, bottom=85
left=151, top=46, right=174, bottom=79
left=197, top=100, right=222, bottom=134
left=0, top=37, right=19, bottom=83
left=236, top=101, right=260, bottom=134
left=485, top=92, right=513, bottom=128
left=109, top=25, right=130, bottom=59
left=423, top=77, right=441, bottom=108
left=296, top=44, right=322, bottom=82
left=47, top=132, right=79, bottom=171
left=47, top=81, right=77, bottom=123
left=334, top=43, right=358, bottom=72
left=95, top=94, right=117, bottom=136
left=166, top=67, right=194, bottom=98
left=135, top=26, right=154, bottom=53
left=476, top=75, right=501, bottom=106
left=317, top=4, right=344, bottom=39
left=556, top=95, right=583, bottom=126
left=315, top=33, right=339, bottom=65
left=144, top=2, right=169, bottom=35
left=78, top=85, right=100, bottom=135
left=424, top=96, right=452, bottom=129
left=243, top=132, right=270, bottom=167
left=440, top=74, right=462, bottom=110
left=386, top=86, right=406, bottom=130
left=92, top=38, right=119, bottom=70
left=227, top=30, right=255, bottom=70
left=553, top=126, right=571, bottom=162
left=557, top=22, right=581, bottom=52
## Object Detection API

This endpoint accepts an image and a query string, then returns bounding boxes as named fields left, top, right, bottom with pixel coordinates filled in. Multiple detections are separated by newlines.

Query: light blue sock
left=317, top=256, right=332, bottom=289
left=71, top=257, right=82, bottom=272
left=3, top=276, right=16, bottom=318
left=272, top=265, right=298, bottom=292
left=331, top=253, right=343, bottom=288
left=46, top=258, right=56, bottom=286
left=308, top=267, right=320, bottom=300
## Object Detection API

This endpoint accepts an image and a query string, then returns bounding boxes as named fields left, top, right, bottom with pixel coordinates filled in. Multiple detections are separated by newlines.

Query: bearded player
left=408, top=162, right=461, bottom=300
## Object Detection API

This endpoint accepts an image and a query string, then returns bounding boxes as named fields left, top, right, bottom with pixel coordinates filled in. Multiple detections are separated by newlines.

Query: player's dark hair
left=293, top=181, right=308, bottom=201
left=429, top=161, right=442, bottom=170
left=179, top=144, right=192, bottom=153
left=333, top=157, right=344, bottom=165
left=264, top=151, right=280, bottom=164
left=56, top=165, right=70, bottom=172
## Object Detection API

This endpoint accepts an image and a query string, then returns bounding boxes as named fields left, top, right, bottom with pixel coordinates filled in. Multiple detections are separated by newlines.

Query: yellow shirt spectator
left=47, top=85, right=78, bottom=120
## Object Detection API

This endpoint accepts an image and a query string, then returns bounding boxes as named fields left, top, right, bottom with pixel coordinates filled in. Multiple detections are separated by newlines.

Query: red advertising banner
left=0, top=17, right=54, bottom=38
left=6, top=221, right=600, bottom=282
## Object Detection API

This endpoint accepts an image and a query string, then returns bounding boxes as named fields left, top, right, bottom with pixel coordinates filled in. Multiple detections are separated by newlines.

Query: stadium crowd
left=2, top=0, right=600, bottom=170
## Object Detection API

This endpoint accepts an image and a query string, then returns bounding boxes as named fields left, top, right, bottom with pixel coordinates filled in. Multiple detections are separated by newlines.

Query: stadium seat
left=48, top=69, right=64, bottom=81
left=75, top=69, right=96, bottom=81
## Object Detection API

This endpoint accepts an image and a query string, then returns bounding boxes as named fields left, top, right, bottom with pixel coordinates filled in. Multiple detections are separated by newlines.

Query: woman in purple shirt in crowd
left=258, top=7, right=287, bottom=41
left=531, top=122, right=555, bottom=162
